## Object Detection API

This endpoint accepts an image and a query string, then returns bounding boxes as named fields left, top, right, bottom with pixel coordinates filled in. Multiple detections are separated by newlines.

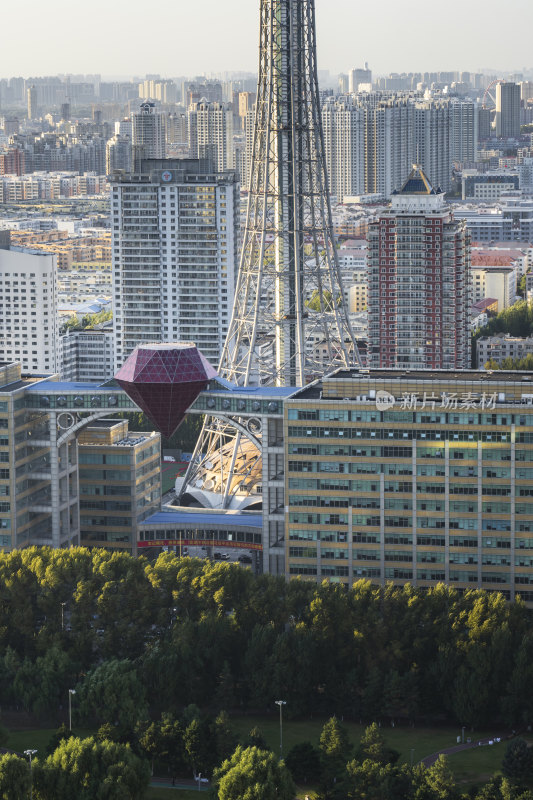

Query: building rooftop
left=327, top=368, right=533, bottom=383
left=394, top=164, right=438, bottom=195
left=142, top=510, right=263, bottom=529
left=25, top=380, right=118, bottom=393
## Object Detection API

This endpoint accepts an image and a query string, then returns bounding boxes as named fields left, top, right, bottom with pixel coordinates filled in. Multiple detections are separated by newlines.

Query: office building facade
left=78, top=419, right=160, bottom=555
left=368, top=166, right=471, bottom=370
left=285, top=368, right=533, bottom=603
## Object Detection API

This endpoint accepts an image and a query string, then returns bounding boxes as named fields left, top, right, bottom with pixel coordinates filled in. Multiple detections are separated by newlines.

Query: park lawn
left=6, top=727, right=94, bottom=756
left=231, top=715, right=466, bottom=765
left=446, top=741, right=505, bottom=788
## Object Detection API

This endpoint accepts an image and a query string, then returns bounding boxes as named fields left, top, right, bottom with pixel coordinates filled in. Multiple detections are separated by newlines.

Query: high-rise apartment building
left=364, top=98, right=415, bottom=198
left=478, top=107, right=493, bottom=141
left=27, top=85, right=38, bottom=120
left=187, top=100, right=234, bottom=172
left=132, top=102, right=166, bottom=167
left=348, top=63, right=372, bottom=93
left=450, top=99, right=478, bottom=163
left=105, top=134, right=132, bottom=175
left=111, top=158, right=239, bottom=370
left=322, top=96, right=364, bottom=201
left=368, top=166, right=471, bottom=370
left=415, top=100, right=452, bottom=192
left=322, top=93, right=454, bottom=199
left=237, top=92, right=256, bottom=131
left=0, top=245, right=59, bottom=374
left=496, top=82, right=521, bottom=139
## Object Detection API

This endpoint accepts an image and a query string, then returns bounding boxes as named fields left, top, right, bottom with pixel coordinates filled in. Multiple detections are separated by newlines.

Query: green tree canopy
left=213, top=746, right=295, bottom=800
left=502, top=739, right=533, bottom=786
left=33, top=736, right=150, bottom=800
left=76, top=659, right=147, bottom=732
left=0, top=753, right=31, bottom=800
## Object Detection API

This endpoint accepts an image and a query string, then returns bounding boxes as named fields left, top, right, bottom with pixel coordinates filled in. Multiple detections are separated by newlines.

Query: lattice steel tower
left=181, top=0, right=360, bottom=512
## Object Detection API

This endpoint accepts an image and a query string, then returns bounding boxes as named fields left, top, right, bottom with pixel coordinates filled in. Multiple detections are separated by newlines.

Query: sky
left=2, top=0, right=532, bottom=79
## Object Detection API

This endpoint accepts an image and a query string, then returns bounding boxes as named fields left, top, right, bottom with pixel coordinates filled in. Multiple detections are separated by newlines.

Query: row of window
left=287, top=410, right=531, bottom=426
left=288, top=529, right=533, bottom=550
left=288, top=425, right=526, bottom=443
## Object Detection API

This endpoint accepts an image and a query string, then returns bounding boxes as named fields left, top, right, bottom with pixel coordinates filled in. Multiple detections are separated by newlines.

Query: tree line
left=0, top=548, right=532, bottom=732
left=2, top=718, right=533, bottom=800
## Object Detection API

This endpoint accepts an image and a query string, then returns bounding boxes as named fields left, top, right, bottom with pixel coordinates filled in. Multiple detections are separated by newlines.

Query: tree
left=75, top=659, right=147, bottom=732
left=136, top=720, right=161, bottom=776
left=183, top=716, right=217, bottom=777
left=245, top=727, right=270, bottom=751
left=0, top=753, right=31, bottom=800
left=501, top=635, right=533, bottom=726
left=423, top=755, right=459, bottom=800
left=347, top=758, right=414, bottom=800
left=285, top=741, right=321, bottom=784
left=502, top=739, right=533, bottom=786
left=213, top=746, right=295, bottom=800
left=357, top=723, right=399, bottom=767
left=318, top=716, right=352, bottom=800
left=214, top=711, right=238, bottom=764
left=215, top=661, right=236, bottom=711
left=33, top=736, right=150, bottom=800
left=158, top=713, right=187, bottom=784
left=45, top=724, right=72, bottom=756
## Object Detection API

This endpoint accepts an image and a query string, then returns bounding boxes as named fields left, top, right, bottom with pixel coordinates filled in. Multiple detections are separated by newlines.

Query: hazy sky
left=3, top=0, right=532, bottom=78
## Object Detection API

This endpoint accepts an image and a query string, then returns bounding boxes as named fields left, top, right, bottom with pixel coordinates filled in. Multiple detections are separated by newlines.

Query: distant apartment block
left=0, top=245, right=59, bottom=374
left=462, top=172, right=520, bottom=201
left=477, top=334, right=533, bottom=367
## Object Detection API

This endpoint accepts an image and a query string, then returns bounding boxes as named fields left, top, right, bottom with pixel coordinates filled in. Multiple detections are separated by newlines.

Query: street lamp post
left=24, top=749, right=37, bottom=800
left=61, top=602, right=66, bottom=631
left=275, top=700, right=286, bottom=760
left=68, top=689, right=76, bottom=731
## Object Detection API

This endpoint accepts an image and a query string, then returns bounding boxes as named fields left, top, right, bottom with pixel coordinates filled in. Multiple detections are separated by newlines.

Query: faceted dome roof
left=115, top=343, right=217, bottom=439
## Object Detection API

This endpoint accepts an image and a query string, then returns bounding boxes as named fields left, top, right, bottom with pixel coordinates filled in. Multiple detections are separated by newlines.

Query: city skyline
left=2, top=0, right=532, bottom=79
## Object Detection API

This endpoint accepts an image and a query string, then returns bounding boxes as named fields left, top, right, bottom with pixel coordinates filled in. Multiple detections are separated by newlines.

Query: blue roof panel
left=142, top=511, right=263, bottom=529
left=26, top=381, right=120, bottom=393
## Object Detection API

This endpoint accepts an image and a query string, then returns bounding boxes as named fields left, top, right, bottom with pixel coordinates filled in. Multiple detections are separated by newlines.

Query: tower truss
left=182, top=0, right=360, bottom=513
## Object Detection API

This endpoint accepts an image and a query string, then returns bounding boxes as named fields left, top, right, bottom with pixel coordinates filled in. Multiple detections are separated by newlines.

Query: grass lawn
left=6, top=727, right=94, bottom=756
left=4, top=718, right=508, bottom=796
left=231, top=715, right=507, bottom=784
left=231, top=715, right=464, bottom=765
left=161, top=463, right=187, bottom=494
left=447, top=741, right=505, bottom=788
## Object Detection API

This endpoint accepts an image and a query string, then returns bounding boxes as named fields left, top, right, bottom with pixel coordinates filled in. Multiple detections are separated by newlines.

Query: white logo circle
left=161, top=171, right=173, bottom=182
left=376, top=391, right=395, bottom=411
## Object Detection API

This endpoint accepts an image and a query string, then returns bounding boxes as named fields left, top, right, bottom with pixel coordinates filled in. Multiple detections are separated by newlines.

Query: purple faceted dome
left=115, top=343, right=217, bottom=439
